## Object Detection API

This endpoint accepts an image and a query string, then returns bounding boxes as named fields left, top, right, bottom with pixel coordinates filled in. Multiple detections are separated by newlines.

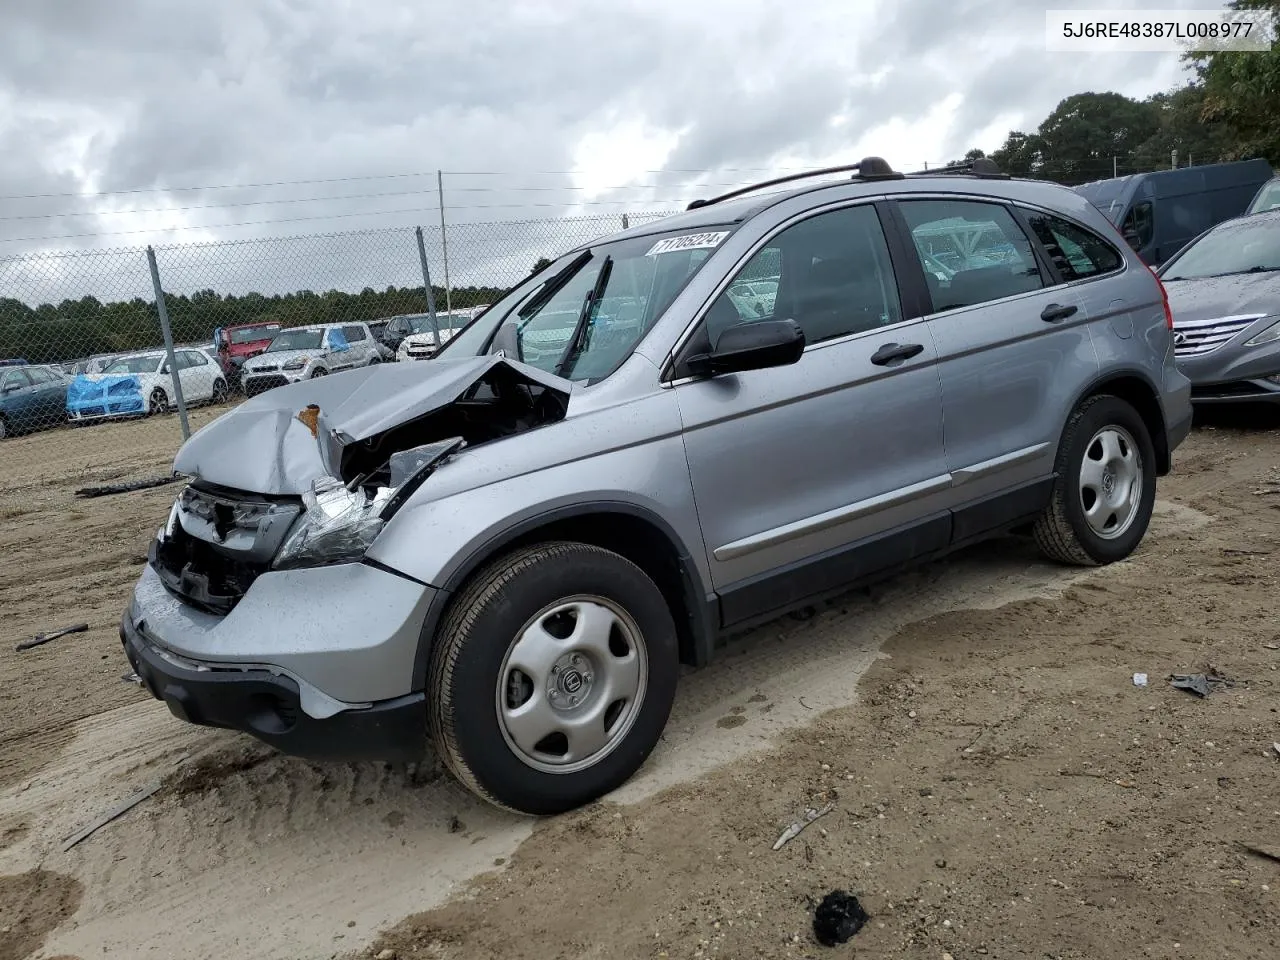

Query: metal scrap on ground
left=773, top=802, right=835, bottom=851
left=62, top=780, right=162, bottom=852
left=74, top=474, right=182, bottom=498
left=15, top=622, right=88, bottom=652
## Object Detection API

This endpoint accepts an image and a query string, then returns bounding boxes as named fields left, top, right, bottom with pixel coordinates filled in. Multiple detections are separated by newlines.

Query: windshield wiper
left=481, top=250, right=593, bottom=358
left=554, top=256, right=612, bottom=379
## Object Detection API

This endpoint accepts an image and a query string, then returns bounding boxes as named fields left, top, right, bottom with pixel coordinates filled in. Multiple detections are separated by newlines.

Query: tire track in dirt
left=0, top=499, right=1210, bottom=960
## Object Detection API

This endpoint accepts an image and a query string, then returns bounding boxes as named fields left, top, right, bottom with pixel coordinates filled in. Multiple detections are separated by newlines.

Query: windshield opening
left=435, top=225, right=734, bottom=382
left=229, top=325, right=281, bottom=344
left=267, top=329, right=323, bottom=352
left=104, top=355, right=162, bottom=374
left=1161, top=216, right=1280, bottom=280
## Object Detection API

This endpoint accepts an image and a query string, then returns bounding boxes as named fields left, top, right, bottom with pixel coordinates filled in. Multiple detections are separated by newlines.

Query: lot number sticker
left=645, top=231, right=730, bottom=257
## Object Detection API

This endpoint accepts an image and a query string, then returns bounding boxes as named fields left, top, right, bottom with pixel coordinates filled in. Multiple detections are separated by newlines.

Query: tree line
left=0, top=283, right=505, bottom=365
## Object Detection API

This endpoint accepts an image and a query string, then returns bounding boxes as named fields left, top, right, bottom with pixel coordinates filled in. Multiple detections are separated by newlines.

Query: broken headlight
left=272, top=437, right=465, bottom=570
left=272, top=478, right=392, bottom=570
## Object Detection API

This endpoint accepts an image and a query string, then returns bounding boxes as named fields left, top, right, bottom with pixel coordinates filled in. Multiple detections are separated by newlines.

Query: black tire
left=310, top=367, right=328, bottom=378
left=148, top=388, right=168, bottom=416
left=1033, top=394, right=1157, bottom=566
left=0, top=414, right=9, bottom=440
left=211, top=378, right=229, bottom=404
left=368, top=356, right=381, bottom=365
left=428, top=541, right=680, bottom=816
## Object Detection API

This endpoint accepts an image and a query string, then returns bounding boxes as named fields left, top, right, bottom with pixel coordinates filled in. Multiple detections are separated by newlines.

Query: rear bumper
left=121, top=609, right=427, bottom=763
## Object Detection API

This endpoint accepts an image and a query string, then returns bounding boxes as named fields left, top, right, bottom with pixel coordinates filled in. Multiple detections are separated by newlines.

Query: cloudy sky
left=0, top=0, right=1223, bottom=301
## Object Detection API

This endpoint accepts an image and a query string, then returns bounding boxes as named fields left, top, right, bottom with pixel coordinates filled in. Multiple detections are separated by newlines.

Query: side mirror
left=160, top=364, right=171, bottom=375
left=490, top=322, right=521, bottom=359
left=686, top=319, right=805, bottom=377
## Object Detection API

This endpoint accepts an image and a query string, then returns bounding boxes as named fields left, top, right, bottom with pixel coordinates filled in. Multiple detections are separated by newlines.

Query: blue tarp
left=66, top=374, right=144, bottom=419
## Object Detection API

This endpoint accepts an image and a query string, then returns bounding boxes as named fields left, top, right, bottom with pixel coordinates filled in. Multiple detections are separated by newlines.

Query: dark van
left=1074, top=158, right=1275, bottom=266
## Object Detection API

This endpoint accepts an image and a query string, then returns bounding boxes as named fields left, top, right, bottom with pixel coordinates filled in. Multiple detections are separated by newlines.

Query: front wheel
left=147, top=388, right=168, bottom=416
left=310, top=367, right=327, bottom=378
left=428, top=542, right=679, bottom=815
left=1033, top=394, right=1157, bottom=566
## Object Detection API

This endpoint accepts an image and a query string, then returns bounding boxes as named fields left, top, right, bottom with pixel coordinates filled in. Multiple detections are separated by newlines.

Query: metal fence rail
left=0, top=211, right=673, bottom=443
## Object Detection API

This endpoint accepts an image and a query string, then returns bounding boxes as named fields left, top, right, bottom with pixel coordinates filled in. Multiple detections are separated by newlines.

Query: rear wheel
left=0, top=414, right=9, bottom=440
left=1033, top=394, right=1157, bottom=566
left=429, top=542, right=679, bottom=815
left=211, top=378, right=229, bottom=404
left=148, top=388, right=168, bottom=416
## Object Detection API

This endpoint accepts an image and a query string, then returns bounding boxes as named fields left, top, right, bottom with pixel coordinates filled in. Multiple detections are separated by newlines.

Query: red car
left=213, top=322, right=282, bottom=390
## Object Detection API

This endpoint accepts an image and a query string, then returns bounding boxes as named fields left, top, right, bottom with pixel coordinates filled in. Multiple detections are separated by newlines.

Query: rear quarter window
left=1022, top=210, right=1124, bottom=282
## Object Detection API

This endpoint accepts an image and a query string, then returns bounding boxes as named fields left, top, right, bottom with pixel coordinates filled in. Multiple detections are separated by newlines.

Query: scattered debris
left=812, top=890, right=869, bottom=947
left=62, top=780, right=162, bottom=852
left=1239, top=842, right=1280, bottom=866
left=1264, top=643, right=1280, bottom=651
left=1133, top=672, right=1148, bottom=687
left=1272, top=743, right=1280, bottom=759
left=15, top=622, right=88, bottom=653
left=75, top=474, right=182, bottom=498
left=1222, top=548, right=1272, bottom=557
left=1170, top=671, right=1234, bottom=698
left=773, top=802, right=835, bottom=850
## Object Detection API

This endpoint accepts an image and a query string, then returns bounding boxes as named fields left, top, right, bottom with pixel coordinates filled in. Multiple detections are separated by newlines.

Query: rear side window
left=3, top=369, right=32, bottom=389
left=342, top=325, right=367, bottom=342
left=1023, top=211, right=1123, bottom=281
left=26, top=367, right=51, bottom=384
left=897, top=200, right=1045, bottom=312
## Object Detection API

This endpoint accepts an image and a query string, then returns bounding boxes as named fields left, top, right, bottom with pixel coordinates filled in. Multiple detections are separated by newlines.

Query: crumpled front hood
left=244, top=348, right=318, bottom=371
left=68, top=373, right=141, bottom=400
left=173, top=355, right=573, bottom=495
left=1164, top=272, right=1280, bottom=326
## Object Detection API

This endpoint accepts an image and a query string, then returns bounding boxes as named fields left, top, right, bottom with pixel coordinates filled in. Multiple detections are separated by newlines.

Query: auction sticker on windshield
left=645, top=231, right=730, bottom=257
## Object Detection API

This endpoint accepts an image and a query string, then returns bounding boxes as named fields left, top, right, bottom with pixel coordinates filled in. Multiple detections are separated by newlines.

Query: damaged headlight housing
left=272, top=437, right=465, bottom=570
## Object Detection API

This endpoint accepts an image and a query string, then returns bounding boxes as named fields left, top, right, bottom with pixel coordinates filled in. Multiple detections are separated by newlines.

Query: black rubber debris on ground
left=813, top=890, right=869, bottom=947
left=74, top=474, right=182, bottom=498
left=15, top=623, right=89, bottom=653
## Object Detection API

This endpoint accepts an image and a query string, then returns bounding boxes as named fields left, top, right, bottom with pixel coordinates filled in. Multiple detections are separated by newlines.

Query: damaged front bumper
left=121, top=560, right=435, bottom=762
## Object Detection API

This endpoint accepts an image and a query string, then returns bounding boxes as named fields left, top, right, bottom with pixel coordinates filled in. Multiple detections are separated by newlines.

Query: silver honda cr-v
left=121, top=157, right=1193, bottom=815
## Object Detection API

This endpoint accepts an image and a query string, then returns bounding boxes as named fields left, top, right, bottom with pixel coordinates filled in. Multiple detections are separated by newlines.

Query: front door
left=673, top=201, right=952, bottom=628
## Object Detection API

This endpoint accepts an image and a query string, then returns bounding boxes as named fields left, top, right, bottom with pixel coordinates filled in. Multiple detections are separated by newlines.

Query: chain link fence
left=0, top=211, right=674, bottom=443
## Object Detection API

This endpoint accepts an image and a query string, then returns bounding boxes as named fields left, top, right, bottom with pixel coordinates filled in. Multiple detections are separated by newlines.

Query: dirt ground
left=2, top=405, right=1279, bottom=960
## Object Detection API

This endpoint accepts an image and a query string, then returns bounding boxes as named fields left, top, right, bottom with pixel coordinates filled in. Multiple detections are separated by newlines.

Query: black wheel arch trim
left=409, top=501, right=718, bottom=692
left=1064, top=367, right=1173, bottom=475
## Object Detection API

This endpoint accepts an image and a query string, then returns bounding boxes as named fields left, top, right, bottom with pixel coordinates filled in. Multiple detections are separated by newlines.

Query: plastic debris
left=1239, top=842, right=1280, bottom=866
left=773, top=802, right=835, bottom=851
left=1169, top=671, right=1233, bottom=698
left=62, top=780, right=162, bottom=851
left=16, top=622, right=88, bottom=653
left=75, top=474, right=182, bottom=498
left=1133, top=673, right=1148, bottom=687
left=812, top=890, right=869, bottom=946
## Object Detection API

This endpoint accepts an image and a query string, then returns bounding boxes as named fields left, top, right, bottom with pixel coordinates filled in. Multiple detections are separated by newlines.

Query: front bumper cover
left=121, top=610, right=427, bottom=763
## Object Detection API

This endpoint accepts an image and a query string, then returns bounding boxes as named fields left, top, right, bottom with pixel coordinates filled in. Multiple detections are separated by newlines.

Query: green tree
left=1189, top=0, right=1280, bottom=163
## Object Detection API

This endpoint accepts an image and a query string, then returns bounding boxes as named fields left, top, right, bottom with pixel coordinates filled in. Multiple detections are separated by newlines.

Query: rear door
left=672, top=200, right=952, bottom=628
left=25, top=366, right=66, bottom=425
left=889, top=196, right=1100, bottom=542
left=180, top=350, right=216, bottom=401
left=342, top=324, right=374, bottom=365
left=0, top=368, right=37, bottom=430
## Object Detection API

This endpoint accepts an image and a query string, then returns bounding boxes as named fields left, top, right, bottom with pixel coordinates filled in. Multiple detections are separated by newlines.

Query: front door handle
left=1041, top=303, right=1079, bottom=323
left=870, top=342, right=925, bottom=366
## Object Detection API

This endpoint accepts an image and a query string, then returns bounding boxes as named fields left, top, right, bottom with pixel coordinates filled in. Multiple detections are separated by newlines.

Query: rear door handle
left=1041, top=303, right=1078, bottom=323
left=870, top=342, right=925, bottom=366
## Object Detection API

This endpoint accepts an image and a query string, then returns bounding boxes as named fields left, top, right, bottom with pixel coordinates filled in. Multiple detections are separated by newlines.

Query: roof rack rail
left=906, top=157, right=1009, bottom=179
left=686, top=157, right=903, bottom=210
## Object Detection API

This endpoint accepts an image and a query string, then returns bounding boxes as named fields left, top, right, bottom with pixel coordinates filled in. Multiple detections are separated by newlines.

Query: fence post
left=1113, top=156, right=1117, bottom=177
left=437, top=170, right=453, bottom=314
left=146, top=246, right=190, bottom=441
left=415, top=227, right=441, bottom=349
